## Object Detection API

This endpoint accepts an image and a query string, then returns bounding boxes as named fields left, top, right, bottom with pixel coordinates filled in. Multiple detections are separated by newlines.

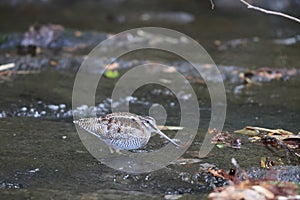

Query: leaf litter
left=207, top=126, right=300, bottom=199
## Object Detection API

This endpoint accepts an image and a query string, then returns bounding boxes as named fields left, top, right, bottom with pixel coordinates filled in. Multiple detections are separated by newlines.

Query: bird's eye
left=146, top=120, right=150, bottom=124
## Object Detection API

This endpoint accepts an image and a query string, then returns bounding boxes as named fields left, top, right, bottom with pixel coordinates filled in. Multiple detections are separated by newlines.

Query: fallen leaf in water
left=211, top=131, right=242, bottom=149
left=211, top=131, right=232, bottom=144
left=235, top=126, right=300, bottom=158
left=208, top=181, right=300, bottom=200
left=248, top=136, right=261, bottom=142
left=208, top=167, right=237, bottom=181
left=283, top=137, right=300, bottom=149
left=104, top=69, right=119, bottom=79
left=234, top=126, right=261, bottom=136
left=239, top=67, right=298, bottom=84
left=208, top=159, right=300, bottom=200
left=260, top=157, right=283, bottom=169
left=216, top=144, right=224, bottom=149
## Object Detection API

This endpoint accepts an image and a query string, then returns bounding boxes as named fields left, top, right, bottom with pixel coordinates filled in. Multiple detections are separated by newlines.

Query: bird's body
left=73, top=112, right=179, bottom=150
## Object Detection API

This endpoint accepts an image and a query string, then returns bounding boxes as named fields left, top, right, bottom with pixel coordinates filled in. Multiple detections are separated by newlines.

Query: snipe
left=73, top=112, right=179, bottom=150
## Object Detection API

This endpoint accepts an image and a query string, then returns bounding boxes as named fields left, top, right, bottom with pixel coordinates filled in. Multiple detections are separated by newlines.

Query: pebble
left=59, top=104, right=66, bottom=109
left=20, top=106, right=27, bottom=112
left=48, top=104, right=59, bottom=111
left=0, top=111, right=7, bottom=118
left=28, top=168, right=40, bottom=173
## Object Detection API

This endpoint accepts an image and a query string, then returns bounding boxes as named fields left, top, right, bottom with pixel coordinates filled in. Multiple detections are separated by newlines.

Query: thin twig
left=210, top=0, right=215, bottom=9
left=0, top=63, right=15, bottom=71
left=240, top=0, right=300, bottom=23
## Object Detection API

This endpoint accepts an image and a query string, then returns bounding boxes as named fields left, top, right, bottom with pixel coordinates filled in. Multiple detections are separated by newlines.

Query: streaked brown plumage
left=73, top=112, right=179, bottom=150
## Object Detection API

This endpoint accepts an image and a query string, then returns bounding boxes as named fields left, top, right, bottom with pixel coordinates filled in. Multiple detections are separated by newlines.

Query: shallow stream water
left=0, top=0, right=299, bottom=199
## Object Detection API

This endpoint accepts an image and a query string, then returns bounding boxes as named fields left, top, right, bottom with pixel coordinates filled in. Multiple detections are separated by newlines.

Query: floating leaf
left=211, top=131, right=232, bottom=143
left=104, top=69, right=119, bottom=79
left=260, top=157, right=283, bottom=169
left=235, top=126, right=294, bottom=138
left=234, top=127, right=260, bottom=136
left=248, top=136, right=261, bottom=142
left=235, top=126, right=300, bottom=158
left=282, top=137, right=300, bottom=149
left=208, top=159, right=300, bottom=200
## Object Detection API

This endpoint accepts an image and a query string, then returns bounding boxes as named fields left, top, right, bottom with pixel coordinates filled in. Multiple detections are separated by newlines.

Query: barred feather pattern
left=73, top=112, right=152, bottom=150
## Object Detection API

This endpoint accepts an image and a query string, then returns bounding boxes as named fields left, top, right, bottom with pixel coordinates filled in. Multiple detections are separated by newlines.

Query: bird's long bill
left=156, top=129, right=179, bottom=147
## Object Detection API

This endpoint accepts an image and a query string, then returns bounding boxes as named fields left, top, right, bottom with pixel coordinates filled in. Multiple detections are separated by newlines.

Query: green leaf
left=104, top=69, right=119, bottom=79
